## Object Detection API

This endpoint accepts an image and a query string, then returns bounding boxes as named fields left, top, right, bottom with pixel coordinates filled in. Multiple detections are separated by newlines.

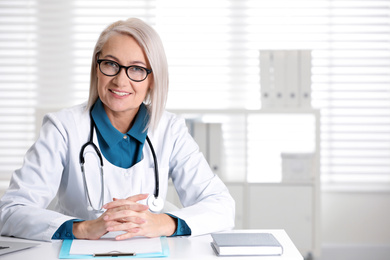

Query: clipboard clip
left=93, top=251, right=136, bottom=257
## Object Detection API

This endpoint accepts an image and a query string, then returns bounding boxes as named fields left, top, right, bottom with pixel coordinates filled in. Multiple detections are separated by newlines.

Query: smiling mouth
left=110, top=89, right=130, bottom=97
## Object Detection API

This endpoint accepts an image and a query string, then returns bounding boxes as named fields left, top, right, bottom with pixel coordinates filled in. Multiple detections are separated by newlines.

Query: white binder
left=260, top=50, right=312, bottom=108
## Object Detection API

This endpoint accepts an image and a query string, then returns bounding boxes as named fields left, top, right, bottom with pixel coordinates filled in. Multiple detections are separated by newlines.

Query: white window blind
left=0, top=0, right=36, bottom=179
left=0, top=0, right=389, bottom=187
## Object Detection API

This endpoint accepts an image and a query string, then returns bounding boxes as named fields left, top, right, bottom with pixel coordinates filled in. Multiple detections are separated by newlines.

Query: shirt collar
left=91, top=99, right=149, bottom=147
left=128, top=103, right=149, bottom=143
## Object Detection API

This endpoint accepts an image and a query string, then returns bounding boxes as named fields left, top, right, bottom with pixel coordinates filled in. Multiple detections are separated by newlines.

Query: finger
left=103, top=194, right=149, bottom=209
left=106, top=222, right=140, bottom=233
left=103, top=201, right=149, bottom=212
left=125, top=193, right=149, bottom=202
left=104, top=213, right=146, bottom=225
left=115, top=228, right=141, bottom=241
left=121, top=193, right=149, bottom=202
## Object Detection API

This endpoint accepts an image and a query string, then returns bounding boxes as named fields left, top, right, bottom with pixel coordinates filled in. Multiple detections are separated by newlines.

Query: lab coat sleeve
left=0, top=113, right=76, bottom=241
left=165, top=116, right=235, bottom=236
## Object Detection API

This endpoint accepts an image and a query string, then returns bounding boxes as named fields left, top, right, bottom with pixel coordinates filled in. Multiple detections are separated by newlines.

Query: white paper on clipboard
left=69, top=232, right=162, bottom=255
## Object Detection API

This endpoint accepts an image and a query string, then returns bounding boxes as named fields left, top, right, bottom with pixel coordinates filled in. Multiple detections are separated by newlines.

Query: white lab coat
left=0, top=103, right=235, bottom=241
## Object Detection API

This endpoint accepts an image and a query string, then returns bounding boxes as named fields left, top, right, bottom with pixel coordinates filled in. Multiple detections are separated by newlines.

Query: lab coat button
left=123, top=169, right=130, bottom=176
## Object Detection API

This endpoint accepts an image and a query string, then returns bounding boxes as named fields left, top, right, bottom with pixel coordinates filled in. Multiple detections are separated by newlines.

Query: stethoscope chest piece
left=147, top=195, right=164, bottom=213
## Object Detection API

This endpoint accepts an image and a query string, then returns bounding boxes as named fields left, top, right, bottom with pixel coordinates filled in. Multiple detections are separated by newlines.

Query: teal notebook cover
left=59, top=236, right=169, bottom=259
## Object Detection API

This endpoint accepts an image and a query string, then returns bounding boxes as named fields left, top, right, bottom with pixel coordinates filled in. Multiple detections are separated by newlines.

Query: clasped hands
left=73, top=193, right=177, bottom=240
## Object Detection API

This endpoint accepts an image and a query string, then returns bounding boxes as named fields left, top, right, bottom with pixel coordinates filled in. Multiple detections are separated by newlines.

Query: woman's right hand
left=72, top=214, right=110, bottom=240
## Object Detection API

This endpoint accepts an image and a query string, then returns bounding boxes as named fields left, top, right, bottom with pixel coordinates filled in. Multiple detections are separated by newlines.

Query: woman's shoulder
left=43, top=102, right=89, bottom=132
left=50, top=102, right=88, bottom=119
left=151, top=110, right=190, bottom=139
left=159, top=110, right=186, bottom=127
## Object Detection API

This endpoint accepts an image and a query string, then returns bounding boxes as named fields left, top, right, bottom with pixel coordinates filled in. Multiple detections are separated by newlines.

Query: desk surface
left=0, top=229, right=303, bottom=260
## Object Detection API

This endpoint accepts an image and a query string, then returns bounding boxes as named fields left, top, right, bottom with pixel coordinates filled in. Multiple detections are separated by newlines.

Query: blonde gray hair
left=87, top=18, right=169, bottom=130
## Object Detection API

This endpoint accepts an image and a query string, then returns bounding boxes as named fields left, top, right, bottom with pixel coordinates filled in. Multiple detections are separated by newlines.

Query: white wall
left=321, top=190, right=390, bottom=244
left=320, top=190, right=390, bottom=260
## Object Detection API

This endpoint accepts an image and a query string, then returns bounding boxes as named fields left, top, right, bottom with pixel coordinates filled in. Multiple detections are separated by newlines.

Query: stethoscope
left=79, top=110, right=164, bottom=214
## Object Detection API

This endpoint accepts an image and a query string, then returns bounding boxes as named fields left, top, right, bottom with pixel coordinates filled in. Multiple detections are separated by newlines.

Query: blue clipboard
left=59, top=237, right=169, bottom=259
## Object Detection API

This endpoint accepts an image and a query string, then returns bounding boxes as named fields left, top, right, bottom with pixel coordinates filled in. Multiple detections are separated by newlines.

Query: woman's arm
left=164, top=116, right=236, bottom=236
left=0, top=113, right=73, bottom=241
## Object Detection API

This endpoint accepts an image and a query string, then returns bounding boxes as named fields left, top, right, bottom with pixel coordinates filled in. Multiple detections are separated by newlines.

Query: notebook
left=210, top=232, right=283, bottom=256
left=0, top=241, right=39, bottom=256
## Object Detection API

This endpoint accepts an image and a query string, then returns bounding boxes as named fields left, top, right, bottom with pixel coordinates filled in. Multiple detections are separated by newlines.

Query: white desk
left=0, top=229, right=303, bottom=260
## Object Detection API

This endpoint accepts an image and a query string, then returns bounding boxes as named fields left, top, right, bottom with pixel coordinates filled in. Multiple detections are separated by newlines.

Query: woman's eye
left=129, top=66, right=144, bottom=72
left=104, top=61, right=118, bottom=68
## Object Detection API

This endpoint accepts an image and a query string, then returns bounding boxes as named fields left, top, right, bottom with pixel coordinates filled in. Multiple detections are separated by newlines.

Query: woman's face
left=97, top=33, right=151, bottom=120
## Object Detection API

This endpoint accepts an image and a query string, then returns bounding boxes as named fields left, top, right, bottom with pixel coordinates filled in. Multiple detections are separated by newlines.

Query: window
left=1, top=0, right=389, bottom=187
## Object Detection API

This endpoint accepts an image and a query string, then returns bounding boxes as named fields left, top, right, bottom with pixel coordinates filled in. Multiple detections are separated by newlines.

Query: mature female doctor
left=0, top=18, right=235, bottom=242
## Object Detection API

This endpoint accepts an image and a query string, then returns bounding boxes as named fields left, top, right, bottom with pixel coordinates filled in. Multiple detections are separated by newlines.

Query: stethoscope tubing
left=79, top=109, right=160, bottom=212
left=146, top=136, right=159, bottom=198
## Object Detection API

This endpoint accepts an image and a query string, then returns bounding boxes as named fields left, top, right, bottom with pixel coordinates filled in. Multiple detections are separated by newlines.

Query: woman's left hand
left=102, top=194, right=177, bottom=240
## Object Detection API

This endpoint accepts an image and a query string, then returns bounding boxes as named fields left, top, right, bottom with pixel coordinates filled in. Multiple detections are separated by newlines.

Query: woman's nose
left=113, top=67, right=130, bottom=87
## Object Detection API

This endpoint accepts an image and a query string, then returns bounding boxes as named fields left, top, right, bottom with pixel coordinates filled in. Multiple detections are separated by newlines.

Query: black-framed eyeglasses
left=97, top=59, right=152, bottom=82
